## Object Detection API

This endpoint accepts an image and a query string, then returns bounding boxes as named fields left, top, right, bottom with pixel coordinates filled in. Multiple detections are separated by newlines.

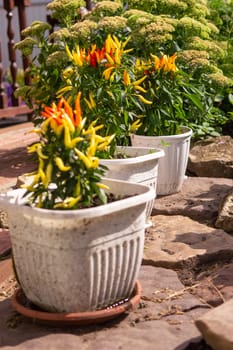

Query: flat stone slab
left=0, top=265, right=209, bottom=350
left=196, top=298, right=233, bottom=350
left=188, top=135, right=233, bottom=178
left=153, top=176, right=233, bottom=225
left=144, top=215, right=233, bottom=270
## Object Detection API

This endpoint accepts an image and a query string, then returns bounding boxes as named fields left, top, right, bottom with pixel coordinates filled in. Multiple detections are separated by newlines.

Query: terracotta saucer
left=11, top=280, right=141, bottom=326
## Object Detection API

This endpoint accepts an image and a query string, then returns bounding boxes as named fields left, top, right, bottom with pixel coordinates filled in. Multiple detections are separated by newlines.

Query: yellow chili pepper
left=74, top=148, right=92, bottom=169
left=30, top=128, right=41, bottom=135
left=41, top=117, right=53, bottom=133
left=91, top=157, right=99, bottom=168
left=110, top=72, right=116, bottom=82
left=54, top=196, right=82, bottom=209
left=72, top=46, right=84, bottom=66
left=105, top=134, right=115, bottom=144
left=55, top=157, right=71, bottom=172
left=106, top=91, right=115, bottom=100
left=82, top=123, right=104, bottom=135
left=97, top=183, right=109, bottom=190
left=39, top=167, right=47, bottom=187
left=84, top=98, right=92, bottom=109
left=132, top=75, right=147, bottom=86
left=36, top=194, right=43, bottom=208
left=21, top=173, right=40, bottom=190
left=93, top=124, right=104, bottom=132
left=134, top=85, right=147, bottom=93
left=37, top=146, right=48, bottom=160
left=56, top=85, right=73, bottom=98
left=62, top=67, right=73, bottom=79
left=89, top=93, right=96, bottom=109
left=122, top=35, right=131, bottom=49
left=87, top=136, right=96, bottom=157
left=45, top=162, right=53, bottom=185
left=103, top=66, right=114, bottom=80
left=55, top=124, right=64, bottom=136
left=50, top=118, right=59, bottom=133
left=64, top=125, right=72, bottom=148
left=137, top=95, right=153, bottom=105
left=27, top=142, right=41, bottom=153
left=66, top=45, right=73, bottom=60
left=112, top=35, right=120, bottom=48
left=97, top=141, right=110, bottom=151
left=114, top=48, right=121, bottom=65
left=62, top=114, right=75, bottom=133
left=75, top=176, right=81, bottom=197
left=105, top=52, right=115, bottom=65
left=69, top=137, right=83, bottom=148
left=105, top=34, right=112, bottom=53
left=130, top=119, right=142, bottom=132
left=22, top=171, right=37, bottom=177
left=94, top=135, right=105, bottom=142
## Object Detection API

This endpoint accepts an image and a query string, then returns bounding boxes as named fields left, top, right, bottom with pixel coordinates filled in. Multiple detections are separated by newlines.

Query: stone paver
left=188, top=135, right=233, bottom=178
left=196, top=298, right=233, bottom=350
left=144, top=215, right=233, bottom=270
left=153, top=176, right=233, bottom=225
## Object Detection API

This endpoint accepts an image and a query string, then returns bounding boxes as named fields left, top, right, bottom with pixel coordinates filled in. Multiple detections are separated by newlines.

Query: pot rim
left=0, top=178, right=155, bottom=219
left=100, top=146, right=164, bottom=165
left=131, top=126, right=192, bottom=141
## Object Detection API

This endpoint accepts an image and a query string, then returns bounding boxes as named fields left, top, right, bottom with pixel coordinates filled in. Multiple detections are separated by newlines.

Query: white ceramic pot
left=131, top=126, right=192, bottom=195
left=0, top=178, right=154, bottom=313
left=100, top=146, right=164, bottom=216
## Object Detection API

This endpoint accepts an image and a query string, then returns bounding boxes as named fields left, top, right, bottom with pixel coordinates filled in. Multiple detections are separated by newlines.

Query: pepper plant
left=129, top=52, right=226, bottom=137
left=23, top=93, right=114, bottom=209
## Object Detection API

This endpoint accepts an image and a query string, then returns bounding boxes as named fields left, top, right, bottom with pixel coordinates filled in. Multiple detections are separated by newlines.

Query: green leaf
left=183, top=93, right=204, bottom=111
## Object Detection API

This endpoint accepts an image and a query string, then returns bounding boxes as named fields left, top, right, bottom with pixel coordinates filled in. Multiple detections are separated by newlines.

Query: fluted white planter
left=0, top=178, right=154, bottom=313
left=131, top=126, right=192, bottom=195
left=100, top=146, right=164, bottom=215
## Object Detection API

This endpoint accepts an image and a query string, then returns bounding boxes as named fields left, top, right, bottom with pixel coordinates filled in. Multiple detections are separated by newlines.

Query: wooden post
left=3, top=0, right=21, bottom=106
left=0, top=39, right=8, bottom=108
left=0, top=0, right=32, bottom=118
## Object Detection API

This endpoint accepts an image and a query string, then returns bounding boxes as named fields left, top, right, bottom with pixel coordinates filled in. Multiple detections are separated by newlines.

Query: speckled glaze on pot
left=131, top=127, right=192, bottom=195
left=100, top=146, right=164, bottom=216
left=0, top=178, right=154, bottom=313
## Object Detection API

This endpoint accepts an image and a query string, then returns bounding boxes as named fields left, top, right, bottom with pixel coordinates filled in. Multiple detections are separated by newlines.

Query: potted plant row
left=15, top=13, right=209, bottom=196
